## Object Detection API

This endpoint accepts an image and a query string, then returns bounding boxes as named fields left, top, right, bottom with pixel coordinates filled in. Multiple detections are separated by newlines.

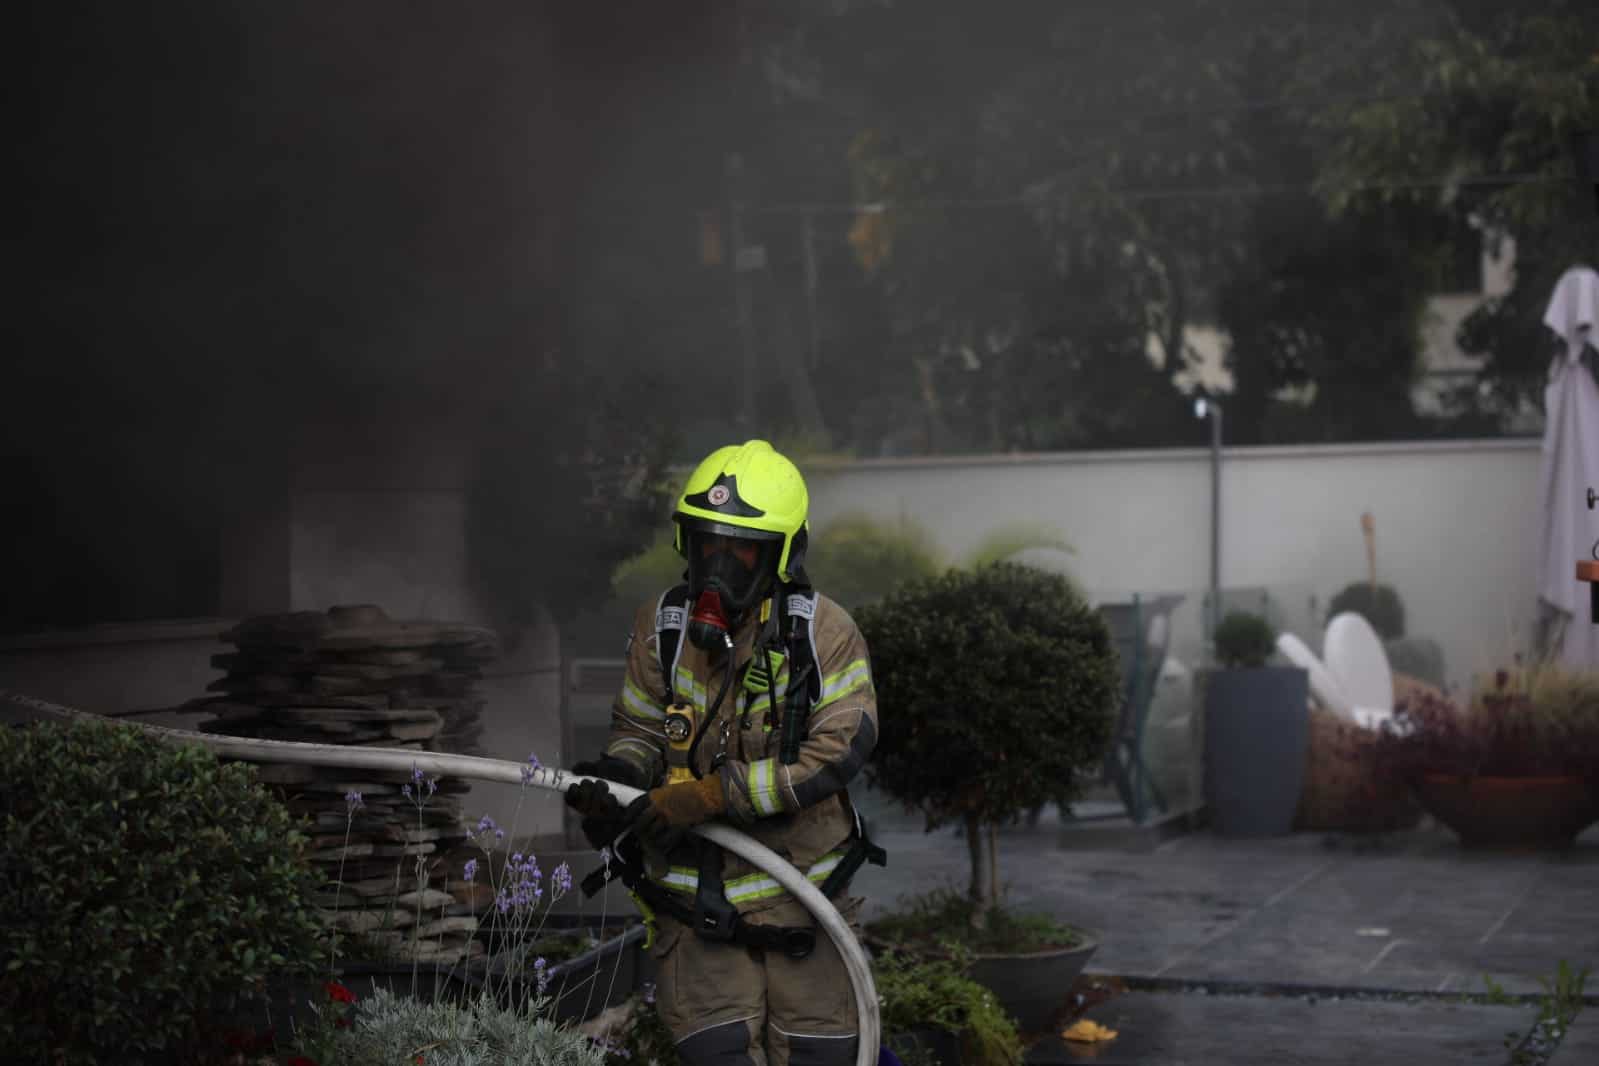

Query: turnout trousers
left=651, top=897, right=863, bottom=1066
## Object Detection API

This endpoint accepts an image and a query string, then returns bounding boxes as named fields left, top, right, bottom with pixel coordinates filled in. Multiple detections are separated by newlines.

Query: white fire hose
left=0, top=690, right=880, bottom=1066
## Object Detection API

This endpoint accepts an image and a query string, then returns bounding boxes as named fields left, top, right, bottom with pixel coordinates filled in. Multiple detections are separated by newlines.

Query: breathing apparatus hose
left=686, top=631, right=736, bottom=777
left=0, top=689, right=880, bottom=1066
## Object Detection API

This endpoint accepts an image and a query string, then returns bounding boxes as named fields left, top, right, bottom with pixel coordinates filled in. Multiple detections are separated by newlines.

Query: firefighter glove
left=627, top=774, right=726, bottom=852
left=570, top=755, right=644, bottom=789
left=564, top=779, right=629, bottom=852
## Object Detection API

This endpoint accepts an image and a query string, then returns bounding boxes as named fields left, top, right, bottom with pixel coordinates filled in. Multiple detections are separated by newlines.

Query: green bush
left=867, top=889, right=1083, bottom=955
left=0, top=718, right=328, bottom=1064
left=875, top=946, right=1023, bottom=1066
left=1327, top=582, right=1406, bottom=640
left=806, top=513, right=944, bottom=610
left=856, top=562, right=1118, bottom=836
left=1213, top=611, right=1275, bottom=669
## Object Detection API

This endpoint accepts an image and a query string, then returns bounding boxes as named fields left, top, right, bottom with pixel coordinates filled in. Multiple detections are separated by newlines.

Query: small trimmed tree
left=856, top=563, right=1119, bottom=919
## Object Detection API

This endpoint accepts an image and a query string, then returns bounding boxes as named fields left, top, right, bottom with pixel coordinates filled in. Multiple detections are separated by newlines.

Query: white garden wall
left=804, top=438, right=1549, bottom=694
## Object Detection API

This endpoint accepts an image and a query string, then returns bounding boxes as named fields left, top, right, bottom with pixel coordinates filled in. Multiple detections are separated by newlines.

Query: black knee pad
left=677, top=1017, right=757, bottom=1066
left=785, top=1032, right=859, bottom=1066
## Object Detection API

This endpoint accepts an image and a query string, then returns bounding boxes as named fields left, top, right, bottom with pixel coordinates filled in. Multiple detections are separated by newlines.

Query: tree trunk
left=987, top=821, right=1000, bottom=910
left=965, top=810, right=992, bottom=928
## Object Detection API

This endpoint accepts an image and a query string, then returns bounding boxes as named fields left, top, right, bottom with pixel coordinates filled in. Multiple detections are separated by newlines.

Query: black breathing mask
left=688, top=587, right=735, bottom=652
left=684, top=528, right=779, bottom=651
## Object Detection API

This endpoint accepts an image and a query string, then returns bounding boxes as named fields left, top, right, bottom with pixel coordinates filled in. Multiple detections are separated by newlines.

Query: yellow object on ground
left=1061, top=1019, right=1119, bottom=1043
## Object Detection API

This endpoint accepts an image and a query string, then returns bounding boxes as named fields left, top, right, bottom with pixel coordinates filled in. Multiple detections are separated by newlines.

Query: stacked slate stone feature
left=184, top=604, right=500, bottom=965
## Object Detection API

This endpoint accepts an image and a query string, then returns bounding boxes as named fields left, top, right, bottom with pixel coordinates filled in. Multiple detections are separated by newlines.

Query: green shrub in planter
left=0, top=718, right=327, bottom=1064
left=1213, top=611, right=1275, bottom=669
left=1327, top=582, right=1406, bottom=641
left=856, top=563, right=1118, bottom=920
left=875, top=946, right=1023, bottom=1066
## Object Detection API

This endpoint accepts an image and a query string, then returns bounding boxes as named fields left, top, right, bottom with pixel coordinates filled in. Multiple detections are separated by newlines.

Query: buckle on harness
left=778, top=927, right=816, bottom=959
left=692, top=840, right=739, bottom=942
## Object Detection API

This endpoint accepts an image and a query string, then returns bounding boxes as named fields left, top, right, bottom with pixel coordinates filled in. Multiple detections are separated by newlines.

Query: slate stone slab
left=1549, top=1010, right=1599, bottom=1064
left=1025, top=992, right=1531, bottom=1066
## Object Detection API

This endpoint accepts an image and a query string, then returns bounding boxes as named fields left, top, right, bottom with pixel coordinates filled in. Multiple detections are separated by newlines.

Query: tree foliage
left=741, top=0, right=1497, bottom=451
left=1323, top=0, right=1599, bottom=417
left=855, top=563, right=1119, bottom=841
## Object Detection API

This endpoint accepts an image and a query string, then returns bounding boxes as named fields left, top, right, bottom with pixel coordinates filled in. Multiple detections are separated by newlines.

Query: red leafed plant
left=1370, top=661, right=1599, bottom=781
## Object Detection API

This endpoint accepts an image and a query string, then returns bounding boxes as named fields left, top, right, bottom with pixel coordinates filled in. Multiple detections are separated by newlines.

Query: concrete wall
left=3, top=473, right=568, bottom=844
left=0, top=620, right=232, bottom=726
left=803, top=438, right=1546, bottom=694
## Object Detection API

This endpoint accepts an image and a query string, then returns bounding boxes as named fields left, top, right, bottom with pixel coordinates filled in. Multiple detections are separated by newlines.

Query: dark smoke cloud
left=9, top=1, right=739, bottom=630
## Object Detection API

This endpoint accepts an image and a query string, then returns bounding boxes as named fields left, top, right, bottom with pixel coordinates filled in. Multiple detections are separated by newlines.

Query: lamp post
left=1195, top=396, right=1223, bottom=637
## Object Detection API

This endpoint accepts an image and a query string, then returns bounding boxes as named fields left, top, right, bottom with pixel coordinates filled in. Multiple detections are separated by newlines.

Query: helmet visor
left=682, top=522, right=782, bottom=613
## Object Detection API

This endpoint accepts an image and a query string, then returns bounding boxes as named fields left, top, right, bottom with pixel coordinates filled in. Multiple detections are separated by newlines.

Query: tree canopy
left=712, top=0, right=1594, bottom=453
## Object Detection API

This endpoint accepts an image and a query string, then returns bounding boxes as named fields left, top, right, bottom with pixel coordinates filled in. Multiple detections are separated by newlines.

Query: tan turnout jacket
left=602, top=589, right=878, bottom=923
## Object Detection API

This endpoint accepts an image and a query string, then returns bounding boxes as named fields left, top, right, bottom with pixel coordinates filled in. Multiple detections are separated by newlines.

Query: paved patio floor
left=854, top=803, right=1599, bottom=1065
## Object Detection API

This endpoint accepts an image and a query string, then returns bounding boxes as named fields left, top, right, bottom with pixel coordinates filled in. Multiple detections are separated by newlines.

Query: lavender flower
left=344, top=790, right=364, bottom=815
left=521, top=750, right=543, bottom=786
left=473, top=814, right=505, bottom=847
left=401, top=783, right=412, bottom=800
left=552, top=862, right=573, bottom=896
left=534, top=955, right=550, bottom=996
left=411, top=763, right=425, bottom=784
left=426, top=775, right=438, bottom=796
left=463, top=858, right=478, bottom=883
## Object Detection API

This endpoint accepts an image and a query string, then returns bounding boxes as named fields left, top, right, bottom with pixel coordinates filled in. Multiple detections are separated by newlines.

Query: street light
left=1194, top=396, right=1223, bottom=637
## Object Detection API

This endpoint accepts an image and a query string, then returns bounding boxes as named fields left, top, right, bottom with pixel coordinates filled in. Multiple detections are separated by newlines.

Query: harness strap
left=582, top=846, right=819, bottom=959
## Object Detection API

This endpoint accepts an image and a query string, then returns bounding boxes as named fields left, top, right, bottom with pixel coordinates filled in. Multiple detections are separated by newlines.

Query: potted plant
left=854, top=562, right=1119, bottom=1033
left=1370, top=661, right=1599, bottom=847
left=1204, top=611, right=1310, bottom=837
left=875, top=945, right=1025, bottom=1066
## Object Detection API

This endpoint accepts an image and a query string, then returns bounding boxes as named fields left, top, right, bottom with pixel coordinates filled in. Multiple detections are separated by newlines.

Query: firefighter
left=565, top=439, right=882, bottom=1066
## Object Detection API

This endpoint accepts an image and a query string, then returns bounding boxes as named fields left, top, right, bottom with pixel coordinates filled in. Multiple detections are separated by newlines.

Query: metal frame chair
left=1097, top=593, right=1184, bottom=824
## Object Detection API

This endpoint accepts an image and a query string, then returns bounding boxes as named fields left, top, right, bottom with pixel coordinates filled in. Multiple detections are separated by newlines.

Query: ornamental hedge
left=856, top=563, right=1119, bottom=835
left=0, top=718, right=327, bottom=1064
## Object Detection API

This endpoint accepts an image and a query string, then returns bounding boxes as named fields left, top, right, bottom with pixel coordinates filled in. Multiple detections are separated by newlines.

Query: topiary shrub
left=1213, top=611, right=1276, bottom=670
left=0, top=718, right=328, bottom=1065
left=1327, top=582, right=1406, bottom=641
left=855, top=563, right=1118, bottom=918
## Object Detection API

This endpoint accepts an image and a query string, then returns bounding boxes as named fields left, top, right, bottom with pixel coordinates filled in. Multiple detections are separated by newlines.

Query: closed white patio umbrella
left=1536, top=265, right=1599, bottom=670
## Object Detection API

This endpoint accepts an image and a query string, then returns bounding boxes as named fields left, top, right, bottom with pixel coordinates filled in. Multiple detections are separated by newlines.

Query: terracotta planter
left=1412, top=774, right=1599, bottom=848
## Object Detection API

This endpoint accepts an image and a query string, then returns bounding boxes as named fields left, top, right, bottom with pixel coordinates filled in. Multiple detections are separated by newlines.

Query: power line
left=743, top=173, right=1555, bottom=216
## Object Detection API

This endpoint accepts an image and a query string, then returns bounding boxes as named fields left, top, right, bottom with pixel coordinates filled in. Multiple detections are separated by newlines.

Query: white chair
left=1275, top=632, right=1356, bottom=721
left=1323, top=611, right=1395, bottom=729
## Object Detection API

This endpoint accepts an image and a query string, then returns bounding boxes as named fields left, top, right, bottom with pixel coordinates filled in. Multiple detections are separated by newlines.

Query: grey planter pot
left=966, top=935, right=1099, bottom=1034
left=1204, top=666, right=1309, bottom=837
left=464, top=918, right=648, bottom=1024
left=885, top=1025, right=962, bottom=1066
